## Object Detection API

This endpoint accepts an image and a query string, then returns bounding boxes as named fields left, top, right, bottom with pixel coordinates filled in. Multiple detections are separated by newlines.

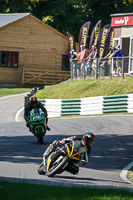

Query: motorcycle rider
left=24, top=96, right=50, bottom=131
left=38, top=132, right=95, bottom=175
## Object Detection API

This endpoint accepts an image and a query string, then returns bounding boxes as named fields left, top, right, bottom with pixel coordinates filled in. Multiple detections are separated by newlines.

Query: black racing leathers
left=43, top=136, right=91, bottom=174
left=24, top=101, right=48, bottom=124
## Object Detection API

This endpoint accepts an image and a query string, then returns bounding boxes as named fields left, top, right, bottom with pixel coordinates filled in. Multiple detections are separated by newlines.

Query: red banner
left=111, top=16, right=133, bottom=27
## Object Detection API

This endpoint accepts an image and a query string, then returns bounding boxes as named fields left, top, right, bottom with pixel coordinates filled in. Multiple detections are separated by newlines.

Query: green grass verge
left=36, top=78, right=133, bottom=99
left=0, top=88, right=31, bottom=97
left=128, top=167, right=133, bottom=182
left=0, top=181, right=133, bottom=200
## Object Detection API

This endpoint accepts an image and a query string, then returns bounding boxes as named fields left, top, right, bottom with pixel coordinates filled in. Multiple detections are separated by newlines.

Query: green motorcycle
left=29, top=107, right=46, bottom=144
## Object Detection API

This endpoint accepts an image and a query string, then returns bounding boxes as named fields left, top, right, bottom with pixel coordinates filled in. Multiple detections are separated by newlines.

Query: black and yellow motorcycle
left=38, top=141, right=83, bottom=177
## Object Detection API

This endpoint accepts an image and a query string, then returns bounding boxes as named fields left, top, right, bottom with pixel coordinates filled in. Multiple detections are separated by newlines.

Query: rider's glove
left=47, top=126, right=51, bottom=131
left=26, top=122, right=30, bottom=127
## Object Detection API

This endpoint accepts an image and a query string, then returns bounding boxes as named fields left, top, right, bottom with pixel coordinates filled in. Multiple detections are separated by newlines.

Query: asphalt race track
left=0, top=94, right=133, bottom=191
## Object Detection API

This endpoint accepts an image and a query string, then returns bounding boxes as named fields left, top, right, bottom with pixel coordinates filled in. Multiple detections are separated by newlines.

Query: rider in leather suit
left=39, top=132, right=95, bottom=175
left=24, top=96, right=50, bottom=131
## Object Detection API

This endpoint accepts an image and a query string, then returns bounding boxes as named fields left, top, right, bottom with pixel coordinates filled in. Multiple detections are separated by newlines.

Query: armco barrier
left=40, top=99, right=62, bottom=118
left=103, top=94, right=128, bottom=113
left=38, top=94, right=133, bottom=118
left=62, top=99, right=81, bottom=116
left=80, top=96, right=103, bottom=115
left=38, top=96, right=103, bottom=117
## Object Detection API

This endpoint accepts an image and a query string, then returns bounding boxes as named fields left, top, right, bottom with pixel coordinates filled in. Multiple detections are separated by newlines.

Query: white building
left=110, top=13, right=133, bottom=75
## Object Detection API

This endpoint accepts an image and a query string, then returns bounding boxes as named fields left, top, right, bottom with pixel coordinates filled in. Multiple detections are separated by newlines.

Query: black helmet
left=83, top=132, right=95, bottom=147
left=30, top=96, right=37, bottom=106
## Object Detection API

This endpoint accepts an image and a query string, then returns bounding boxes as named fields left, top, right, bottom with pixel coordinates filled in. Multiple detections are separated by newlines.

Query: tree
left=0, top=0, right=38, bottom=13
left=31, top=0, right=133, bottom=43
left=0, top=0, right=132, bottom=44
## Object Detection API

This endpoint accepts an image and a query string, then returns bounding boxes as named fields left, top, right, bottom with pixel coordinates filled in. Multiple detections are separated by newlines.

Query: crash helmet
left=83, top=132, right=95, bottom=147
left=30, top=96, right=37, bottom=106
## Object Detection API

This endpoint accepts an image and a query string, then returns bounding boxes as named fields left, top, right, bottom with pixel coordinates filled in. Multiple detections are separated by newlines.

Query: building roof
left=0, top=13, right=30, bottom=28
left=110, top=13, right=133, bottom=17
left=0, top=13, right=75, bottom=42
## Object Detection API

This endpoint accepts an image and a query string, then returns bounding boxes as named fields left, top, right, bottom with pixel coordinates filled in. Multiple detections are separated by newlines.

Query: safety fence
left=103, top=94, right=133, bottom=114
left=38, top=94, right=133, bottom=118
left=71, top=56, right=132, bottom=79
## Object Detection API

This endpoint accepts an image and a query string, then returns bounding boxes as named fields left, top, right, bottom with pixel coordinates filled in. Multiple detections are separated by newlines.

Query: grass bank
left=0, top=88, right=31, bottom=97
left=0, top=181, right=133, bottom=200
left=36, top=78, right=133, bottom=99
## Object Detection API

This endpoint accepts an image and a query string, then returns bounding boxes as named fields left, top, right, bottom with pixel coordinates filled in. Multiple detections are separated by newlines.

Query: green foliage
left=124, top=0, right=133, bottom=7
left=0, top=181, right=133, bottom=200
left=0, top=0, right=132, bottom=42
left=128, top=167, right=133, bottom=182
left=36, top=78, right=133, bottom=99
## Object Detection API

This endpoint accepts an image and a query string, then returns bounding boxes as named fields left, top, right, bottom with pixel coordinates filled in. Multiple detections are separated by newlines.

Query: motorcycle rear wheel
left=46, top=157, right=68, bottom=177
left=38, top=162, right=46, bottom=175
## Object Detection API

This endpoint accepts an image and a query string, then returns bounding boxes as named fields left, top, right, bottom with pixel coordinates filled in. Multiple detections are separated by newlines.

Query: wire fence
left=70, top=56, right=132, bottom=79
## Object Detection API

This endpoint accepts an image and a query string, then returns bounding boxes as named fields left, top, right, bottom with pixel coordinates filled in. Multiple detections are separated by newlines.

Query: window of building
left=0, top=51, right=19, bottom=68
left=62, top=55, right=70, bottom=70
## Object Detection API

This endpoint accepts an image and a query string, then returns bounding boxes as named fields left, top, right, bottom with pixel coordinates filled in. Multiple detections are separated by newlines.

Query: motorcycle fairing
left=47, top=155, right=52, bottom=172
left=66, top=141, right=82, bottom=161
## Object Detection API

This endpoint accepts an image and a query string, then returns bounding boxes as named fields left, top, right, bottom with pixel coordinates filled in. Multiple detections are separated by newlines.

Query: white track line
left=15, top=107, right=24, bottom=122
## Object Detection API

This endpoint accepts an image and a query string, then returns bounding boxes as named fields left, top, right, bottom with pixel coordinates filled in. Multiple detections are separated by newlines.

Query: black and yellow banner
left=89, top=20, right=101, bottom=54
left=78, top=21, right=91, bottom=52
left=98, top=24, right=111, bottom=58
left=67, top=32, right=76, bottom=58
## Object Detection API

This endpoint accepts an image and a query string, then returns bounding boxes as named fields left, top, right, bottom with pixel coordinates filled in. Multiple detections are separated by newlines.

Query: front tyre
left=37, top=127, right=43, bottom=144
left=46, top=157, right=68, bottom=177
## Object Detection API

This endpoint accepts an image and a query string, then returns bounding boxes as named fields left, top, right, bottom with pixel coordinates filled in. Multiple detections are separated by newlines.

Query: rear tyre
left=46, top=157, right=68, bottom=177
left=38, top=162, right=46, bottom=175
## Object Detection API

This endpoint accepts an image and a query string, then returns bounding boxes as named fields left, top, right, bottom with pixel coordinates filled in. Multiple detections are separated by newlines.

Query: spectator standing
left=113, top=45, right=124, bottom=76
left=100, top=46, right=117, bottom=76
left=70, top=49, right=77, bottom=79
left=87, top=45, right=98, bottom=77
left=77, top=45, right=88, bottom=77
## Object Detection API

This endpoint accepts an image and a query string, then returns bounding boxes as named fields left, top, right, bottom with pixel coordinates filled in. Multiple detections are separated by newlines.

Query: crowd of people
left=70, top=44, right=124, bottom=79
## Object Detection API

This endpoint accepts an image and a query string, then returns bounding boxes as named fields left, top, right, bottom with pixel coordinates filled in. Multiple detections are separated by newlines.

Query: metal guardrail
left=70, top=56, right=131, bottom=79
left=61, top=99, right=81, bottom=116
left=38, top=94, right=133, bottom=117
left=103, top=95, right=128, bottom=113
left=38, top=96, right=103, bottom=117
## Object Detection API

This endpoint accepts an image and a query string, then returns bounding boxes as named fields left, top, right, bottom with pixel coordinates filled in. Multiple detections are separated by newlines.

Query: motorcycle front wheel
left=46, top=157, right=68, bottom=177
left=36, top=127, right=43, bottom=144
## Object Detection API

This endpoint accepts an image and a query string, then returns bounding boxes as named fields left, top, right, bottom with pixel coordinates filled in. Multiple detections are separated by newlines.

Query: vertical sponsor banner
left=67, top=33, right=76, bottom=58
left=78, top=21, right=91, bottom=52
left=98, top=24, right=111, bottom=58
left=108, top=29, right=114, bottom=54
left=89, top=20, right=101, bottom=53
left=107, top=29, right=114, bottom=64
